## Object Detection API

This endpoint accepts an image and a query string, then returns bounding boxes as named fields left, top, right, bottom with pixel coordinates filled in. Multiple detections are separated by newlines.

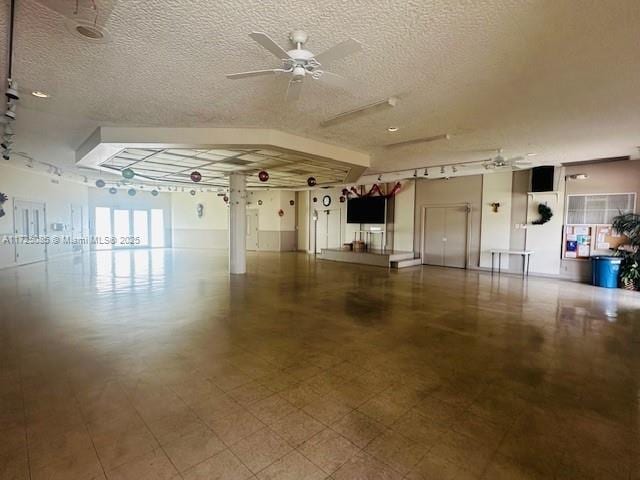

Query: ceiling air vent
left=65, top=18, right=111, bottom=43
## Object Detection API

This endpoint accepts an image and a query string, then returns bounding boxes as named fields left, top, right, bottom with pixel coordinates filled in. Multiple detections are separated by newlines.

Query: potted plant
left=611, top=213, right=640, bottom=291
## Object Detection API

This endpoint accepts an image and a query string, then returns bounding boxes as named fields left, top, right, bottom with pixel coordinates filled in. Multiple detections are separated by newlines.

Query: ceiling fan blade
left=385, top=133, right=450, bottom=148
left=315, top=71, right=352, bottom=90
left=248, top=32, right=291, bottom=59
left=286, top=79, right=302, bottom=102
left=314, top=38, right=362, bottom=66
left=226, top=69, right=288, bottom=79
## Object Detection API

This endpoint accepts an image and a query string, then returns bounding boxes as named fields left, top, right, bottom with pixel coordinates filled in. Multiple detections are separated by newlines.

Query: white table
left=491, top=250, right=534, bottom=277
left=353, top=230, right=385, bottom=251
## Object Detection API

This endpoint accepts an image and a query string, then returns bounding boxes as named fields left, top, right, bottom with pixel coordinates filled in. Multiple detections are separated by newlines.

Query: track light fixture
left=440, top=166, right=445, bottom=174
left=1, top=139, right=12, bottom=150
left=3, top=125, right=14, bottom=136
left=5, top=102, right=16, bottom=120
left=5, top=79, right=18, bottom=101
left=2, top=150, right=10, bottom=160
left=423, top=168, right=429, bottom=176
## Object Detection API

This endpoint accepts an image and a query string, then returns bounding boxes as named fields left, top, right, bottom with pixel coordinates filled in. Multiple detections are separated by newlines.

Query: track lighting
left=5, top=79, right=18, bottom=101
left=3, top=125, right=14, bottom=136
left=423, top=168, right=429, bottom=176
left=452, top=166, right=458, bottom=173
left=2, top=150, right=10, bottom=160
left=440, top=166, right=445, bottom=174
left=1, top=139, right=12, bottom=150
left=377, top=175, right=382, bottom=181
left=5, top=103, right=16, bottom=120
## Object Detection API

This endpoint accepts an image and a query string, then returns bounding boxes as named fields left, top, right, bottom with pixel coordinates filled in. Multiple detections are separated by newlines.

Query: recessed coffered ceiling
left=99, top=147, right=352, bottom=188
left=3, top=0, right=640, bottom=179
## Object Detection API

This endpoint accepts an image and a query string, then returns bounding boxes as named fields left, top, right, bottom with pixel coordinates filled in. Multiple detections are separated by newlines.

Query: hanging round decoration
left=312, top=197, right=317, bottom=203
left=341, top=188, right=349, bottom=196
left=223, top=195, right=229, bottom=202
left=258, top=170, right=269, bottom=182
left=190, top=189, right=196, bottom=196
left=108, top=187, right=117, bottom=194
left=190, top=171, right=202, bottom=183
left=339, top=196, right=346, bottom=203
left=151, top=190, right=159, bottom=196
left=307, top=177, right=316, bottom=187
left=258, top=200, right=263, bottom=206
left=122, top=168, right=135, bottom=179
left=278, top=209, right=284, bottom=217
left=289, top=200, right=295, bottom=206
left=95, top=179, right=106, bottom=188
left=127, top=188, right=136, bottom=196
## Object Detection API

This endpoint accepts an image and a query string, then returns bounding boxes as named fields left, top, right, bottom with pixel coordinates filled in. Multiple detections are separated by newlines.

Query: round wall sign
left=322, top=195, right=331, bottom=207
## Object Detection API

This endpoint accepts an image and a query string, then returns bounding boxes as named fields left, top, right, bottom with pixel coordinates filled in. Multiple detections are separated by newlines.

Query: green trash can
left=591, top=256, right=622, bottom=288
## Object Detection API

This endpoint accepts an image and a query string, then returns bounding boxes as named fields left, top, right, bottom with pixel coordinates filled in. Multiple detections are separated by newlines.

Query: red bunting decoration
left=347, top=182, right=402, bottom=199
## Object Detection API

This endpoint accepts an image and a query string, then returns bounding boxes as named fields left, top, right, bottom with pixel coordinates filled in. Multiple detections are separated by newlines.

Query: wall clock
left=322, top=195, right=331, bottom=207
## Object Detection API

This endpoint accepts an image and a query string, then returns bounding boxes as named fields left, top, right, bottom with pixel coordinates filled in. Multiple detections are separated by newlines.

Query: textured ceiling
left=99, top=147, right=351, bottom=188
left=3, top=0, right=640, bottom=178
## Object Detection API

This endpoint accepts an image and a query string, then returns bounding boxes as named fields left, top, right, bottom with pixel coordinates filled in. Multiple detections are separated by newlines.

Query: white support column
left=228, top=173, right=247, bottom=274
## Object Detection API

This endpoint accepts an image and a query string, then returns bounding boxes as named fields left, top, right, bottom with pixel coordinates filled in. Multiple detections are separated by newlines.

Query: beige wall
left=0, top=164, right=89, bottom=269
left=480, top=171, right=513, bottom=269
left=414, top=176, right=483, bottom=268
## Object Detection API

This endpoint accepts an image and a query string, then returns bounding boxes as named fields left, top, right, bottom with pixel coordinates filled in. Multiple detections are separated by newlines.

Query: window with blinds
left=566, top=193, right=635, bottom=225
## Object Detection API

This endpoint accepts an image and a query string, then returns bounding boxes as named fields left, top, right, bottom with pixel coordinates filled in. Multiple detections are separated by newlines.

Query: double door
left=316, top=209, right=342, bottom=251
left=14, top=200, right=47, bottom=264
left=422, top=205, right=468, bottom=268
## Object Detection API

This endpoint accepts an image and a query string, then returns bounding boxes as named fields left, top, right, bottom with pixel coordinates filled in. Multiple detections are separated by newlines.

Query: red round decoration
left=223, top=195, right=229, bottom=202
left=339, top=196, right=346, bottom=203
left=278, top=209, right=284, bottom=217
left=341, top=188, right=349, bottom=196
left=190, top=171, right=202, bottom=182
left=258, top=171, right=269, bottom=182
left=307, top=177, right=317, bottom=187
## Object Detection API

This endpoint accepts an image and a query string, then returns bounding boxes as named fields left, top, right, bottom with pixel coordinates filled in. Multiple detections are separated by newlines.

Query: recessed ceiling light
left=526, top=152, right=538, bottom=157
left=31, top=91, right=50, bottom=98
left=387, top=127, right=399, bottom=132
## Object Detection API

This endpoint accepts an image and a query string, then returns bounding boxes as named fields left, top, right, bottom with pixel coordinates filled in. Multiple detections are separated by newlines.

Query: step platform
left=318, top=248, right=419, bottom=268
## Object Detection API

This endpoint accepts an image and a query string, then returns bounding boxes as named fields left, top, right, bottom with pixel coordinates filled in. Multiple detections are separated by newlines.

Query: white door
left=326, top=209, right=342, bottom=249
left=422, top=206, right=468, bottom=268
left=14, top=200, right=46, bottom=264
left=246, top=210, right=259, bottom=251
left=316, top=210, right=328, bottom=252
left=443, top=206, right=468, bottom=268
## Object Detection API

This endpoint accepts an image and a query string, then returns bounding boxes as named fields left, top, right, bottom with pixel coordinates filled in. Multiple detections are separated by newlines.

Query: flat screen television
left=347, top=196, right=386, bottom=224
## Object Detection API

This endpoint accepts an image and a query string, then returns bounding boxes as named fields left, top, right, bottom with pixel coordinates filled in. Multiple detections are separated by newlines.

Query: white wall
left=0, top=164, right=89, bottom=268
left=525, top=188, right=565, bottom=275
left=172, top=192, right=228, bottom=248
left=480, top=171, right=513, bottom=268
left=393, top=180, right=415, bottom=252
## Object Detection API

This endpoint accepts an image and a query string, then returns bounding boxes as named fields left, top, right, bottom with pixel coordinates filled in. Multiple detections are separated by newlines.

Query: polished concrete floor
left=1, top=249, right=639, bottom=480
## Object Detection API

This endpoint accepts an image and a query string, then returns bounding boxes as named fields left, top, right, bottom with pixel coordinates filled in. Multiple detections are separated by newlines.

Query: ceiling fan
left=226, top=30, right=362, bottom=102
left=462, top=151, right=533, bottom=170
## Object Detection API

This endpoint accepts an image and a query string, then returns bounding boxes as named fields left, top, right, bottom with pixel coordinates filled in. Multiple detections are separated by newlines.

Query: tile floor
left=1, top=249, right=639, bottom=479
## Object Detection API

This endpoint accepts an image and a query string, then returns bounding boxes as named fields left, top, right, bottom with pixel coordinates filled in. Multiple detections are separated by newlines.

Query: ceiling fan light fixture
left=387, top=126, right=399, bottom=132
left=5, top=79, right=19, bottom=101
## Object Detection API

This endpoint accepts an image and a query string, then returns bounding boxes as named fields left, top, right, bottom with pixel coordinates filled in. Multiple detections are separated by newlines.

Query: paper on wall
left=577, top=245, right=590, bottom=257
left=597, top=243, right=610, bottom=250
left=575, top=226, right=589, bottom=235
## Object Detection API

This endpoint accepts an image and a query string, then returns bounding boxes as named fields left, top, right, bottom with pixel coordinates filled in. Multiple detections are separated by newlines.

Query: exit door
left=14, top=200, right=46, bottom=264
left=422, top=205, right=468, bottom=268
left=315, top=209, right=342, bottom=251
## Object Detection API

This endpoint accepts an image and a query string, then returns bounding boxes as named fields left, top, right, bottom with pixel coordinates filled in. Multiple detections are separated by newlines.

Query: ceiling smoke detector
left=65, top=18, right=111, bottom=43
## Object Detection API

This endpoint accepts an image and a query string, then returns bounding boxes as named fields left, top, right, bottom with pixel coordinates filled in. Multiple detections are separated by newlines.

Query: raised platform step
left=390, top=258, right=423, bottom=269
left=319, top=248, right=417, bottom=268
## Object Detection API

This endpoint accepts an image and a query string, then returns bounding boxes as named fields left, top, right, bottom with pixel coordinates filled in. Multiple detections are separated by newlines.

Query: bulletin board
left=563, top=224, right=628, bottom=259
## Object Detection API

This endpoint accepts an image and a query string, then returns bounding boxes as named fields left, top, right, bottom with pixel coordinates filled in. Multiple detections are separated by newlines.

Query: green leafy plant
left=612, top=212, right=640, bottom=290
